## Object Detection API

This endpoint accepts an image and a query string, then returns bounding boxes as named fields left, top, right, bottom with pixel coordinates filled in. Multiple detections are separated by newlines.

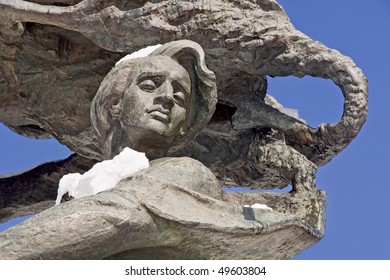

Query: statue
left=0, top=0, right=367, bottom=259
left=0, top=40, right=324, bottom=259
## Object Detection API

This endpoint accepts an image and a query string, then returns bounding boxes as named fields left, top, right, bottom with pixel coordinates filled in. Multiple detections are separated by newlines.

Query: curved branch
left=0, top=0, right=176, bottom=52
left=0, top=0, right=368, bottom=166
left=261, top=35, right=368, bottom=165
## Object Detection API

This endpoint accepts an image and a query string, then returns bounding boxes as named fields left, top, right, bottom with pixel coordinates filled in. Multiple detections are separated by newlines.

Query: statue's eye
left=172, top=81, right=188, bottom=106
left=138, top=79, right=156, bottom=91
left=173, top=91, right=186, bottom=105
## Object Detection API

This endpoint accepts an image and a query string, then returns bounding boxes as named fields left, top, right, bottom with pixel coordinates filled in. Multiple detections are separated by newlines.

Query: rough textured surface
left=0, top=0, right=368, bottom=260
left=0, top=0, right=368, bottom=166
left=0, top=153, right=96, bottom=223
left=0, top=157, right=325, bottom=260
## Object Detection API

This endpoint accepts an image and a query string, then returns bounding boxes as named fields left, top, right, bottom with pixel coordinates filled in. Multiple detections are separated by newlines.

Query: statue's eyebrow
left=173, top=79, right=191, bottom=97
left=136, top=72, right=164, bottom=84
left=170, top=72, right=191, bottom=96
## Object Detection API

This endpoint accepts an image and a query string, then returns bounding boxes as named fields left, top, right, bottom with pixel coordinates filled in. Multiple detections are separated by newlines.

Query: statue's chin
left=142, top=117, right=176, bottom=137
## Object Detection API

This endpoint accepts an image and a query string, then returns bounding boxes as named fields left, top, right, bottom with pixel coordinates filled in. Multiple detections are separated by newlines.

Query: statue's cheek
left=171, top=106, right=187, bottom=125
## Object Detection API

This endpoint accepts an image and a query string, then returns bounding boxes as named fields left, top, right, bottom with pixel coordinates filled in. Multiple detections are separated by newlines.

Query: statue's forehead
left=132, top=56, right=190, bottom=79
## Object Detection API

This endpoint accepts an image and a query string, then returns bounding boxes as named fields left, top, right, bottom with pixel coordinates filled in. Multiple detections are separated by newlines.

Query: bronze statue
left=0, top=40, right=326, bottom=259
left=0, top=0, right=368, bottom=259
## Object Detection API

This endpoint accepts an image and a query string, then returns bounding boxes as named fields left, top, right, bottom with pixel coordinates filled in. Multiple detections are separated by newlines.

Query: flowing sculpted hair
left=90, top=40, right=217, bottom=158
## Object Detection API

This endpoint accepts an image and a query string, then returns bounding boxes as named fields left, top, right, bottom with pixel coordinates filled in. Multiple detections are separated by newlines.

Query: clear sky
left=1, top=0, right=389, bottom=259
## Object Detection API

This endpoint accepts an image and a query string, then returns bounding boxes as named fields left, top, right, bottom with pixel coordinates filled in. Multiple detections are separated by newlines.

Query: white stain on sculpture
left=244, top=203, right=273, bottom=211
left=115, top=44, right=162, bottom=66
left=55, top=147, right=149, bottom=205
left=278, top=107, right=306, bottom=124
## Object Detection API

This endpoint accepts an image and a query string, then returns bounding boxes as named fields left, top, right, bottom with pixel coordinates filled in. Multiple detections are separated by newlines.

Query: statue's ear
left=99, top=95, right=122, bottom=159
left=91, top=85, right=123, bottom=142
left=97, top=86, right=122, bottom=123
left=110, top=102, right=122, bottom=119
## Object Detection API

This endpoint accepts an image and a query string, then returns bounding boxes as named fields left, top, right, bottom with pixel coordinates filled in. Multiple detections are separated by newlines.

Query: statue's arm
left=0, top=157, right=221, bottom=259
left=0, top=189, right=158, bottom=259
left=0, top=154, right=96, bottom=224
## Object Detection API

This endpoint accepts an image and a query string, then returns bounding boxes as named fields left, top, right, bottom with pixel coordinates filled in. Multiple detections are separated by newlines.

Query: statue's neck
left=104, top=127, right=171, bottom=160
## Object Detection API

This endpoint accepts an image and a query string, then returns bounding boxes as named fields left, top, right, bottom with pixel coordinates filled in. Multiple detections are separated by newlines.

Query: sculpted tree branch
left=0, top=0, right=367, bottom=166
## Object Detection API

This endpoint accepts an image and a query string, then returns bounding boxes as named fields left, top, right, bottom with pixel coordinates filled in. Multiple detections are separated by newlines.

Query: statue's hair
left=90, top=40, right=217, bottom=158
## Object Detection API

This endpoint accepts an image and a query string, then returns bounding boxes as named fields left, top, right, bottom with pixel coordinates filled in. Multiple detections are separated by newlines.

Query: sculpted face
left=91, top=40, right=217, bottom=160
left=116, top=56, right=192, bottom=153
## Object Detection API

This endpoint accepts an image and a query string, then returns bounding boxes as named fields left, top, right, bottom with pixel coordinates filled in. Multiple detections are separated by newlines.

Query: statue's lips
left=146, top=108, right=171, bottom=124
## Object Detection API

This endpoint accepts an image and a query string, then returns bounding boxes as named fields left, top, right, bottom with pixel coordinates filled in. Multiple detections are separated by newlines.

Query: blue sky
left=270, top=0, right=390, bottom=259
left=1, top=0, right=389, bottom=259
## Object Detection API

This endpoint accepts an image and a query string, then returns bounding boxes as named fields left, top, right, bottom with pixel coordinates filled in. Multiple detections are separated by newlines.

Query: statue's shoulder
left=139, top=156, right=222, bottom=200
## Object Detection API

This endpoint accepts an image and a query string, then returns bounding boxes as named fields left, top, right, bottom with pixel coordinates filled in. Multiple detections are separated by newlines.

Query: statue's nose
left=155, top=82, right=175, bottom=109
